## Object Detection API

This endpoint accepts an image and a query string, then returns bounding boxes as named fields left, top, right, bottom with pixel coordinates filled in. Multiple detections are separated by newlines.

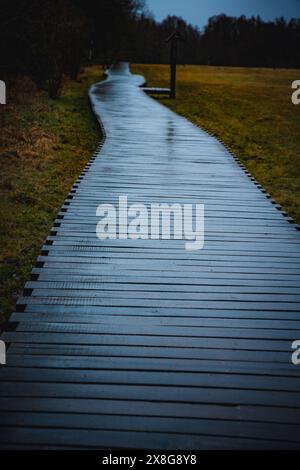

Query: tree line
left=1, top=0, right=299, bottom=98
left=134, top=13, right=300, bottom=68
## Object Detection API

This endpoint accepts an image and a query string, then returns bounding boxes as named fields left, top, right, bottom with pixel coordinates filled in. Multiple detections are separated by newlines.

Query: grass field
left=132, top=64, right=300, bottom=224
left=0, top=66, right=103, bottom=322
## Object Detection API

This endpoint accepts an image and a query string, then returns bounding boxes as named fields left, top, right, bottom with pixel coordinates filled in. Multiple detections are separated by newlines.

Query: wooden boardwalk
left=1, top=62, right=300, bottom=449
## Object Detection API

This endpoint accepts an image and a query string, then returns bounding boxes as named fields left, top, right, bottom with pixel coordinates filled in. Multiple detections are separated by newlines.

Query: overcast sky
left=146, top=0, right=300, bottom=29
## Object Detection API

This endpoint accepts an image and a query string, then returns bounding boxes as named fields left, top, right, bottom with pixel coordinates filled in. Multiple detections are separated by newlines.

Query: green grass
left=132, top=64, right=300, bottom=223
left=0, top=66, right=103, bottom=322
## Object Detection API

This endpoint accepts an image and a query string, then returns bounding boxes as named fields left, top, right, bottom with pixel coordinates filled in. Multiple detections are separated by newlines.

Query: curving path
left=1, top=63, right=300, bottom=449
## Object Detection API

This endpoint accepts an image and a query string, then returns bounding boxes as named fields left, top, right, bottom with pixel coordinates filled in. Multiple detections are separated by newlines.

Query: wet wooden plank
left=1, top=412, right=300, bottom=444
left=2, top=365, right=300, bottom=390
left=11, top=306, right=300, bottom=320
left=0, top=397, right=299, bottom=424
left=2, top=331, right=293, bottom=353
left=1, top=381, right=300, bottom=408
left=1, top=427, right=297, bottom=450
left=16, top=295, right=300, bottom=313
left=142, top=87, right=171, bottom=95
left=2, top=345, right=294, bottom=371
left=2, top=354, right=299, bottom=377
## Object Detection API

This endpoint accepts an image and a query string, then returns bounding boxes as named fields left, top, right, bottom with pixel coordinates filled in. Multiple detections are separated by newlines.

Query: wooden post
left=166, top=30, right=183, bottom=100
left=170, top=38, right=177, bottom=99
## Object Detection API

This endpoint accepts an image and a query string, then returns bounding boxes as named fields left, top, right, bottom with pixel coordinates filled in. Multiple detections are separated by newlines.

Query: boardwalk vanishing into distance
left=1, top=62, right=300, bottom=449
